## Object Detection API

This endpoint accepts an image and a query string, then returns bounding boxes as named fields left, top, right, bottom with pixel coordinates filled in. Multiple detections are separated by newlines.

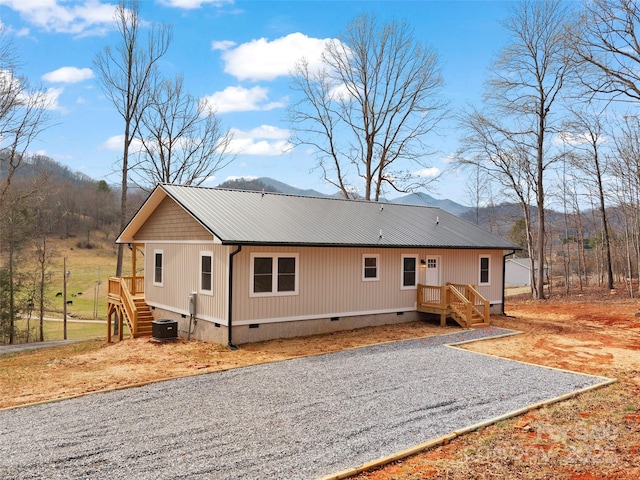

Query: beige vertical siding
left=231, top=246, right=505, bottom=324
left=436, top=249, right=504, bottom=303
left=144, top=242, right=230, bottom=323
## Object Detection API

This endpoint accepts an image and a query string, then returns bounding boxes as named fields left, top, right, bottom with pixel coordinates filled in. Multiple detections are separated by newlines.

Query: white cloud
left=227, top=125, right=292, bottom=156
left=1, top=0, right=116, bottom=35
left=0, top=69, right=66, bottom=112
left=414, top=167, right=441, bottom=178
left=201, top=85, right=285, bottom=114
left=211, top=40, right=236, bottom=51
left=218, top=32, right=331, bottom=82
left=158, top=0, right=232, bottom=9
left=556, top=131, right=607, bottom=146
left=42, top=66, right=94, bottom=83
left=99, top=134, right=143, bottom=153
left=42, top=87, right=65, bottom=112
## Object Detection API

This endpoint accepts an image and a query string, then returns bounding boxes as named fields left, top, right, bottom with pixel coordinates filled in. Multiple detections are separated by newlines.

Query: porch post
left=131, top=244, right=137, bottom=295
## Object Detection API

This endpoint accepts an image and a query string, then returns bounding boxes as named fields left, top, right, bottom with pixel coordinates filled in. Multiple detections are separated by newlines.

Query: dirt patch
left=356, top=288, right=640, bottom=480
left=0, top=321, right=457, bottom=409
left=2, top=286, right=640, bottom=479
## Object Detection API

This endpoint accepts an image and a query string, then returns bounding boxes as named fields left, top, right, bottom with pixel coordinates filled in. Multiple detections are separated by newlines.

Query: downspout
left=228, top=245, right=242, bottom=350
left=502, top=250, right=517, bottom=316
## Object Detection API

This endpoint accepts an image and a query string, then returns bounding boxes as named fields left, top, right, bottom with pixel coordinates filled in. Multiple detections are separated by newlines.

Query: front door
left=424, top=256, right=441, bottom=286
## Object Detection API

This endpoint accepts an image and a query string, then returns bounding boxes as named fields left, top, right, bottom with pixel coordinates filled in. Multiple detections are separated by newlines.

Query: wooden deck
left=107, top=276, right=153, bottom=341
left=417, top=283, right=490, bottom=328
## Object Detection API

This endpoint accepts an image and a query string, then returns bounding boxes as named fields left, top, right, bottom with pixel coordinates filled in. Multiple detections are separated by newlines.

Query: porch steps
left=133, top=299, right=153, bottom=338
left=417, top=283, right=491, bottom=329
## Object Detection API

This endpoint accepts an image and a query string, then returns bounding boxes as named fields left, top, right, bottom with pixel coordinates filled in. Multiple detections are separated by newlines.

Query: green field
left=42, top=235, right=136, bottom=321
left=13, top=318, right=107, bottom=342
left=3, top=234, right=137, bottom=344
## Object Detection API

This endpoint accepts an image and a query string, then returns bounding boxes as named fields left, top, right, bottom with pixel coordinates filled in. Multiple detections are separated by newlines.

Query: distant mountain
left=253, top=177, right=327, bottom=197
left=0, top=152, right=95, bottom=187
left=390, top=192, right=470, bottom=216
left=216, top=176, right=327, bottom=197
left=216, top=177, right=471, bottom=217
left=216, top=177, right=280, bottom=193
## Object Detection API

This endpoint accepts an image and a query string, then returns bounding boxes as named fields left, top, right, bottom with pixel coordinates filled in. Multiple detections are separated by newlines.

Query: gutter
left=228, top=245, right=242, bottom=350
left=502, top=250, right=517, bottom=315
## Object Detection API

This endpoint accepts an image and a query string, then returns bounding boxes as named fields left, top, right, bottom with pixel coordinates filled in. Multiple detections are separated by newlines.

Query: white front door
left=424, top=256, right=441, bottom=286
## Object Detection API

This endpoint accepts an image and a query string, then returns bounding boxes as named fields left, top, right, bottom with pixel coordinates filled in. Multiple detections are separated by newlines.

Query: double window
left=251, top=253, right=299, bottom=296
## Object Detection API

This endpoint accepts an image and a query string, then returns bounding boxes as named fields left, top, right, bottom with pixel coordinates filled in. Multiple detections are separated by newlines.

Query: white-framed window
left=362, top=254, right=380, bottom=281
left=401, top=254, right=418, bottom=289
left=250, top=253, right=299, bottom=297
left=479, top=255, right=490, bottom=285
left=153, top=249, right=164, bottom=286
left=200, top=251, right=213, bottom=295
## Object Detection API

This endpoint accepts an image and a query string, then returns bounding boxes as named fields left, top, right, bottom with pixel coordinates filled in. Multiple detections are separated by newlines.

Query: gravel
left=0, top=327, right=609, bottom=479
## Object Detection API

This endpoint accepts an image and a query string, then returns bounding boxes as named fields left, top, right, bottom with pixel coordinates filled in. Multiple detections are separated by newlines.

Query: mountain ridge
left=216, top=176, right=470, bottom=216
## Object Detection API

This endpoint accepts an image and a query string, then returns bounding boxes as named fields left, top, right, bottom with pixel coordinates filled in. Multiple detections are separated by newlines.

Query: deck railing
left=107, top=276, right=141, bottom=339
left=417, top=283, right=490, bottom=328
left=448, top=283, right=490, bottom=323
left=417, top=284, right=446, bottom=308
left=108, top=276, right=144, bottom=297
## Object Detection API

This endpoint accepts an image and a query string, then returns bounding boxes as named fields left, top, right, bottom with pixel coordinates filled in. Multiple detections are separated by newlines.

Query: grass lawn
left=13, top=318, right=107, bottom=342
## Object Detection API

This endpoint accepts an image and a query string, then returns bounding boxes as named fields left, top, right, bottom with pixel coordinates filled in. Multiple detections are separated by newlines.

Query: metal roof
left=120, top=184, right=521, bottom=250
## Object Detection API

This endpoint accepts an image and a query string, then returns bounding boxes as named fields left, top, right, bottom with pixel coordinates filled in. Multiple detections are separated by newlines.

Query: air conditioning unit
left=152, top=319, right=178, bottom=341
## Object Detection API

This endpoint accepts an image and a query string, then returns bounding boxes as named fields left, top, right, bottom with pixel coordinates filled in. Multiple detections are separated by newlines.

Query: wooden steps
left=417, top=283, right=491, bottom=329
left=133, top=298, right=153, bottom=338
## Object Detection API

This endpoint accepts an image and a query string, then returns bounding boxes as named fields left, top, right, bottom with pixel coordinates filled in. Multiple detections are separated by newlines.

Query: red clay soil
left=356, top=287, right=640, bottom=480
left=2, top=286, right=639, bottom=479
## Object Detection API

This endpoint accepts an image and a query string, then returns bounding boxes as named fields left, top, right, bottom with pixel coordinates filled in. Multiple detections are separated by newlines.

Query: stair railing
left=117, top=277, right=138, bottom=337
left=446, top=284, right=472, bottom=327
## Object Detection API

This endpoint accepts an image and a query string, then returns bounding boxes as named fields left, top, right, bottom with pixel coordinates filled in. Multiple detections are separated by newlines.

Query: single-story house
left=108, top=184, right=520, bottom=345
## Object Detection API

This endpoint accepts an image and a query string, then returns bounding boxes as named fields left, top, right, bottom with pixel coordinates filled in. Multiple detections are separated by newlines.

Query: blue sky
left=0, top=0, right=513, bottom=204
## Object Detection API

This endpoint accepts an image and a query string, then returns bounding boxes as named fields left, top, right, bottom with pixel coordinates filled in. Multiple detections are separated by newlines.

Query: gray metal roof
left=135, top=184, right=520, bottom=250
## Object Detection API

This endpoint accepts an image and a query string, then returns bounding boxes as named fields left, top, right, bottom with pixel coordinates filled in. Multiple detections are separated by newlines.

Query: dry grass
left=2, top=286, right=640, bottom=479
left=0, top=320, right=457, bottom=409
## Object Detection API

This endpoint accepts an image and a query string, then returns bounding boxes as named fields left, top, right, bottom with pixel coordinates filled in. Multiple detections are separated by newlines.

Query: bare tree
left=561, top=107, right=614, bottom=289
left=610, top=114, right=640, bottom=293
left=573, top=0, right=640, bottom=103
left=94, top=0, right=171, bottom=276
left=132, top=75, right=234, bottom=191
left=457, top=111, right=540, bottom=297
left=464, top=161, right=493, bottom=226
left=289, top=14, right=446, bottom=201
left=0, top=30, right=52, bottom=344
left=457, top=0, right=574, bottom=299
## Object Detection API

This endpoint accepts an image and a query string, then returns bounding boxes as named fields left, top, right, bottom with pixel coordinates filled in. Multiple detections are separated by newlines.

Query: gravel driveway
left=0, top=327, right=610, bottom=479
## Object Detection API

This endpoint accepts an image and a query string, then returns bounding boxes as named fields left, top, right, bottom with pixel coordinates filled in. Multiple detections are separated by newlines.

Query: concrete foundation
left=150, top=303, right=503, bottom=346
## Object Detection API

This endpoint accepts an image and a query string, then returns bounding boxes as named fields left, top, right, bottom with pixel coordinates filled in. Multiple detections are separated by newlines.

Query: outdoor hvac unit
left=152, top=319, right=178, bottom=341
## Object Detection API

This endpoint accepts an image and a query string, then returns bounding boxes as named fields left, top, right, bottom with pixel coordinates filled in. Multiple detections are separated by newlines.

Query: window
left=401, top=255, right=418, bottom=289
left=479, top=255, right=490, bottom=285
left=200, top=251, right=213, bottom=294
left=363, top=254, right=379, bottom=281
left=251, top=253, right=299, bottom=296
left=153, top=250, right=163, bottom=286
